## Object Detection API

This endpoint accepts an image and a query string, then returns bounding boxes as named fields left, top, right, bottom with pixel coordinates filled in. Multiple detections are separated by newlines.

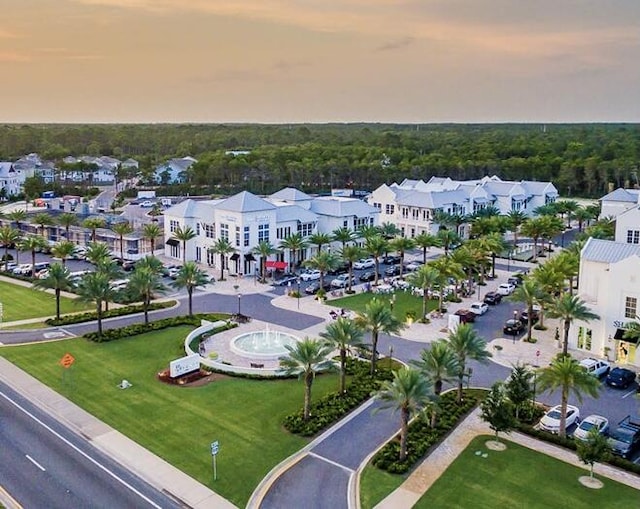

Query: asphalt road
left=0, top=381, right=183, bottom=509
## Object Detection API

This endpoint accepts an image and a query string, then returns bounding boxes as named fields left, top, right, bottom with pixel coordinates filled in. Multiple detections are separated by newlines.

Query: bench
left=250, top=362, right=264, bottom=369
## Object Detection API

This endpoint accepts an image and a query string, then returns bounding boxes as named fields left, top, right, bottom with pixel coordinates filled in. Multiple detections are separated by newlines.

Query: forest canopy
left=1, top=123, right=638, bottom=197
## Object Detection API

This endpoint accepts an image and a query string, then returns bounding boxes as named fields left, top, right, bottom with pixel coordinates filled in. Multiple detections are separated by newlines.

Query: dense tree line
left=1, top=123, right=639, bottom=197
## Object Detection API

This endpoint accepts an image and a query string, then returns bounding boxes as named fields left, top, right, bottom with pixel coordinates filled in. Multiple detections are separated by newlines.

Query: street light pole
left=513, top=310, right=518, bottom=344
left=237, top=293, right=242, bottom=316
left=297, top=278, right=300, bottom=309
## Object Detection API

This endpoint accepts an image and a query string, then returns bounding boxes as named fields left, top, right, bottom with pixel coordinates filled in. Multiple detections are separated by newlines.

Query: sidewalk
left=374, top=408, right=640, bottom=509
left=0, top=356, right=237, bottom=509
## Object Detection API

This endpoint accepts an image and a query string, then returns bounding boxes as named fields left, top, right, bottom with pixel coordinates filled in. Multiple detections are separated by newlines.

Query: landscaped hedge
left=84, top=313, right=231, bottom=343
left=515, top=422, right=640, bottom=476
left=372, top=390, right=482, bottom=474
left=283, top=358, right=395, bottom=437
left=45, top=300, right=177, bottom=326
left=188, top=322, right=238, bottom=352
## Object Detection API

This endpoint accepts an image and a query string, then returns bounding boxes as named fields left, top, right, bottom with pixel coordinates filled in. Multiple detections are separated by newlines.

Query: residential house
left=599, top=187, right=640, bottom=219
left=0, top=162, right=22, bottom=197
left=153, top=156, right=197, bottom=185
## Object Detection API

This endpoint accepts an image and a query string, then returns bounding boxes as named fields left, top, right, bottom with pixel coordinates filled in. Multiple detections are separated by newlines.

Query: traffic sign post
left=211, top=441, right=219, bottom=481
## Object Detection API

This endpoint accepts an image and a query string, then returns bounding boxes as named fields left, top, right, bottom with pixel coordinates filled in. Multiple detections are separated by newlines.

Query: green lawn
left=330, top=290, right=438, bottom=322
left=0, top=280, right=91, bottom=322
left=415, top=435, right=639, bottom=509
left=360, top=464, right=406, bottom=509
left=0, top=327, right=340, bottom=507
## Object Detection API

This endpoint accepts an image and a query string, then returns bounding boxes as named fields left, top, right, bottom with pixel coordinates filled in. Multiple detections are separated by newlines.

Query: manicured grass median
left=0, top=327, right=340, bottom=507
left=416, top=435, right=639, bottom=509
left=330, top=291, right=437, bottom=322
left=0, top=280, right=91, bottom=322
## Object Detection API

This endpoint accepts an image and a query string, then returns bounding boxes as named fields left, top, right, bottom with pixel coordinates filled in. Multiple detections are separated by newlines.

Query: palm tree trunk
left=340, top=349, right=346, bottom=394
left=399, top=252, right=404, bottom=279
left=120, top=234, right=124, bottom=261
left=220, top=254, right=224, bottom=280
left=150, top=237, right=156, bottom=256
left=527, top=304, right=533, bottom=342
left=182, top=241, right=186, bottom=263
left=457, top=372, right=464, bottom=403
left=3, top=246, right=8, bottom=267
left=422, top=292, right=428, bottom=321
left=562, top=319, right=570, bottom=356
left=144, top=295, right=150, bottom=324
left=303, top=373, right=313, bottom=420
left=188, top=287, right=193, bottom=316
left=422, top=246, right=427, bottom=264
left=374, top=259, right=380, bottom=286
left=31, top=250, right=36, bottom=277
left=97, top=302, right=103, bottom=336
left=399, top=408, right=409, bottom=461
left=559, top=388, right=568, bottom=438
left=347, top=265, right=353, bottom=293
left=370, top=332, right=379, bottom=375
left=55, top=288, right=61, bottom=320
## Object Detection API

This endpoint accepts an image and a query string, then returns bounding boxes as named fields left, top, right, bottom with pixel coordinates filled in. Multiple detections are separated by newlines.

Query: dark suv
left=483, top=291, right=502, bottom=305
left=605, top=368, right=636, bottom=389
left=327, top=262, right=349, bottom=275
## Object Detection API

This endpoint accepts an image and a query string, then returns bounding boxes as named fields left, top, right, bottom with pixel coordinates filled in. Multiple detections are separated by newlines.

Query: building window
left=195, top=246, right=202, bottom=262
left=298, top=222, right=313, bottom=237
left=170, top=244, right=179, bottom=258
left=343, top=220, right=348, bottom=227
left=235, top=226, right=241, bottom=247
left=258, top=223, right=269, bottom=243
left=196, top=223, right=200, bottom=236
left=220, top=223, right=229, bottom=241
left=626, top=230, right=640, bottom=244
left=354, top=217, right=368, bottom=229
left=373, top=202, right=381, bottom=210
left=169, top=220, right=179, bottom=233
left=385, top=204, right=394, bottom=215
left=401, top=207, right=408, bottom=219
left=202, top=223, right=215, bottom=239
left=412, top=209, right=419, bottom=220
left=577, top=327, right=592, bottom=351
left=625, top=296, right=637, bottom=319
left=243, top=226, right=250, bottom=247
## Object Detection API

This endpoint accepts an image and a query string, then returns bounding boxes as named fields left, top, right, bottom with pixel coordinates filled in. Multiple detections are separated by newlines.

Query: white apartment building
left=572, top=203, right=640, bottom=367
left=163, top=188, right=379, bottom=274
left=367, top=175, right=558, bottom=238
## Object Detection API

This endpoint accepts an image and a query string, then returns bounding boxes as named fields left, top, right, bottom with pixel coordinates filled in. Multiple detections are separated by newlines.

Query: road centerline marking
left=25, top=454, right=46, bottom=472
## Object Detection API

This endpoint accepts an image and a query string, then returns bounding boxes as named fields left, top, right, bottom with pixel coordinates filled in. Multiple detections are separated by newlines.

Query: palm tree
left=252, top=240, right=277, bottom=283
left=0, top=225, right=20, bottom=267
left=94, top=257, right=123, bottom=311
left=537, top=356, right=600, bottom=438
left=279, top=232, right=308, bottom=270
left=278, top=338, right=335, bottom=421
left=171, top=225, right=196, bottom=263
left=414, top=232, right=440, bottom=264
left=429, top=256, right=464, bottom=313
left=51, top=240, right=76, bottom=267
left=33, top=212, right=54, bottom=239
left=364, top=235, right=387, bottom=286
left=85, top=241, right=112, bottom=266
left=111, top=221, right=134, bottom=262
left=83, top=217, right=106, bottom=242
left=506, top=210, right=527, bottom=249
left=389, top=236, right=415, bottom=278
left=436, top=229, right=461, bottom=256
left=406, top=264, right=439, bottom=320
left=445, top=323, right=492, bottom=403
left=19, top=235, right=46, bottom=276
left=33, top=263, right=72, bottom=320
left=379, top=222, right=401, bottom=239
left=309, top=232, right=332, bottom=254
left=127, top=266, right=166, bottom=324
left=320, top=317, right=365, bottom=393
left=7, top=209, right=27, bottom=233
left=209, top=238, right=236, bottom=280
left=304, top=251, right=339, bottom=288
left=520, top=217, right=546, bottom=262
left=548, top=294, right=600, bottom=356
left=76, top=271, right=112, bottom=337
left=510, top=279, right=545, bottom=342
left=332, top=226, right=356, bottom=251
left=57, top=212, right=78, bottom=241
left=531, top=263, right=565, bottom=328
left=355, top=298, right=404, bottom=375
left=142, top=223, right=162, bottom=256
left=358, top=224, right=381, bottom=241
left=573, top=207, right=592, bottom=232
left=172, top=261, right=209, bottom=315
left=374, top=367, right=435, bottom=461
left=340, top=244, right=363, bottom=293
left=135, top=255, right=164, bottom=275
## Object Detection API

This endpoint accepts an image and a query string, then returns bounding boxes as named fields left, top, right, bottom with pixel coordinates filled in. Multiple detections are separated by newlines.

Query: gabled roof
left=218, top=191, right=276, bottom=213
left=164, top=199, right=200, bottom=218
left=0, top=162, right=15, bottom=177
left=600, top=188, right=640, bottom=203
left=521, top=181, right=558, bottom=195
left=581, top=237, right=640, bottom=264
left=274, top=204, right=317, bottom=223
left=269, top=187, right=312, bottom=202
left=310, top=196, right=379, bottom=217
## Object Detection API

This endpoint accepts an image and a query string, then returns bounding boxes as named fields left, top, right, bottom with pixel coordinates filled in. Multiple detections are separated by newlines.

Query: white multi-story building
left=163, top=188, right=379, bottom=274
left=367, top=175, right=558, bottom=238
left=599, top=187, right=640, bottom=219
left=572, top=203, right=640, bottom=366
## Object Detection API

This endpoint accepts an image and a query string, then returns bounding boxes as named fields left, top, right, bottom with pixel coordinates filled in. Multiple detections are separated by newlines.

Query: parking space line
left=621, top=389, right=636, bottom=399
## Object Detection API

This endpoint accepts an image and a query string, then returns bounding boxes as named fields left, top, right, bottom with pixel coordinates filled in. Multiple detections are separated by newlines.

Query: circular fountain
left=230, top=325, right=301, bottom=358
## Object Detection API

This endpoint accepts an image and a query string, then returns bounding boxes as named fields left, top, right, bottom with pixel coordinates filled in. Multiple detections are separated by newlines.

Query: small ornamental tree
left=576, top=428, right=611, bottom=480
left=504, top=363, right=534, bottom=421
left=480, top=382, right=517, bottom=443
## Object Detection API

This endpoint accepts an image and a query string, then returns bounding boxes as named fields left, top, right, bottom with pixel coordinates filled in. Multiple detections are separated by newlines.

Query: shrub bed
left=515, top=422, right=640, bottom=476
left=45, top=300, right=176, bottom=326
left=283, top=358, right=394, bottom=437
left=188, top=322, right=238, bottom=352
left=372, top=390, right=481, bottom=474
left=85, top=313, right=230, bottom=343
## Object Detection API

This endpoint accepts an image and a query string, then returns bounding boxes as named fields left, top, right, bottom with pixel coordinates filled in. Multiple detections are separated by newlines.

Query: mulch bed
left=156, top=368, right=229, bottom=387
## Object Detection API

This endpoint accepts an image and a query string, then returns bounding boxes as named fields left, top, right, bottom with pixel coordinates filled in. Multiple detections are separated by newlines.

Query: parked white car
left=330, top=274, right=355, bottom=288
left=299, top=269, right=322, bottom=281
left=496, top=282, right=516, bottom=295
left=469, top=301, right=489, bottom=315
left=573, top=415, right=609, bottom=441
left=578, top=358, right=611, bottom=378
left=405, top=261, right=424, bottom=272
left=539, top=404, right=580, bottom=433
left=353, top=258, right=375, bottom=270
left=12, top=264, right=32, bottom=276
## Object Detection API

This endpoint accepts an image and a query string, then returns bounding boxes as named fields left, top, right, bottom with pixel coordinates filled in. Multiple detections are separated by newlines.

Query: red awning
left=265, top=261, right=288, bottom=270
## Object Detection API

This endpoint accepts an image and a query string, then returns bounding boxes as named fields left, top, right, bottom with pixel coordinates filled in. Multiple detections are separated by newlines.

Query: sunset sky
left=2, top=1, right=639, bottom=123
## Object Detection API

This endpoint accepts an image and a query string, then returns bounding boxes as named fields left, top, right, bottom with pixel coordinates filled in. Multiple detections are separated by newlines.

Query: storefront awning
left=615, top=328, right=639, bottom=344
left=244, top=253, right=256, bottom=262
left=230, top=253, right=240, bottom=261
left=265, top=260, right=288, bottom=270
left=165, top=238, right=179, bottom=247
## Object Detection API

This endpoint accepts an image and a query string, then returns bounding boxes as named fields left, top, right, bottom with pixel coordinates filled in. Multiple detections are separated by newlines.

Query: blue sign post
left=211, top=441, right=220, bottom=481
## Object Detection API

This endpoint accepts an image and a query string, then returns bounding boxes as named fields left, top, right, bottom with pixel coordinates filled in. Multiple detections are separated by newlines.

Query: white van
left=110, top=279, right=130, bottom=291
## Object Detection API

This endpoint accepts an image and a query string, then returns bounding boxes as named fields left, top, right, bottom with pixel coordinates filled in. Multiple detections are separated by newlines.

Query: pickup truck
left=608, top=415, right=640, bottom=459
